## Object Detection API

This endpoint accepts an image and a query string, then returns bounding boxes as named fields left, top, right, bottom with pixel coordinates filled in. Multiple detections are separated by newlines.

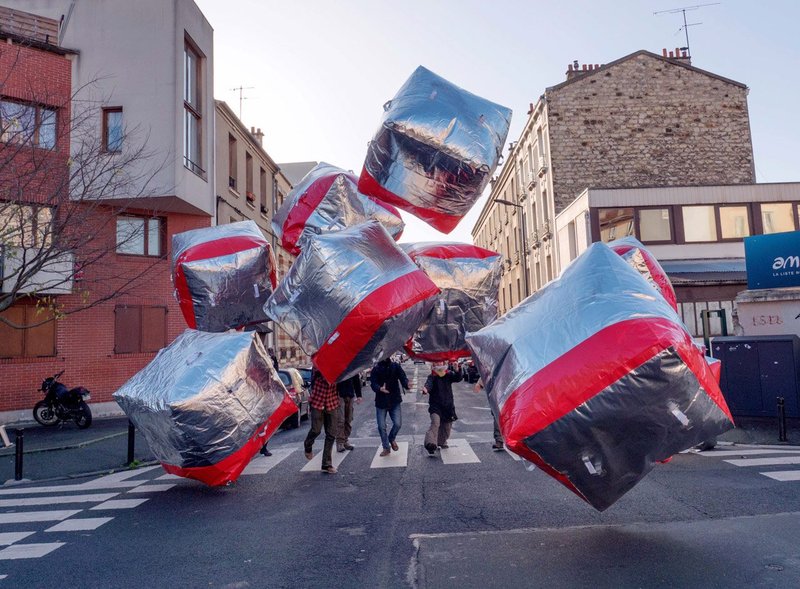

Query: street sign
left=744, top=231, right=800, bottom=290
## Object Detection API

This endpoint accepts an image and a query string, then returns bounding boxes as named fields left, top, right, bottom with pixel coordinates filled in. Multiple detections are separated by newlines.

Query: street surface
left=1, top=363, right=800, bottom=588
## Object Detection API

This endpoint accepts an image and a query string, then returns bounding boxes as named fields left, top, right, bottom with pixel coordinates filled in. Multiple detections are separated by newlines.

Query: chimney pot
left=675, top=47, right=680, bottom=57
left=662, top=48, right=668, bottom=57
left=669, top=51, right=674, bottom=58
left=582, top=64, right=587, bottom=71
left=594, top=64, right=599, bottom=69
left=568, top=63, right=573, bottom=71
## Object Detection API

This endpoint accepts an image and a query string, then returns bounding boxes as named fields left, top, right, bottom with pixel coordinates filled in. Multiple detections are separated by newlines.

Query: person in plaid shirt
left=303, top=369, right=340, bottom=474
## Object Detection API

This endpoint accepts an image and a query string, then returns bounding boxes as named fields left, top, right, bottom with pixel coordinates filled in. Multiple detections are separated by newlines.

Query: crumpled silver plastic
left=264, top=221, right=439, bottom=383
left=358, top=66, right=512, bottom=234
left=172, top=220, right=276, bottom=332
left=271, top=162, right=404, bottom=255
left=402, top=242, right=501, bottom=361
left=466, top=242, right=733, bottom=511
left=608, top=236, right=678, bottom=311
left=113, top=330, right=291, bottom=481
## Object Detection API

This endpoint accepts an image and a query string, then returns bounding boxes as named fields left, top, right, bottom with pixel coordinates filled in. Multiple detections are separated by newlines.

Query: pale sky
left=195, top=0, right=800, bottom=244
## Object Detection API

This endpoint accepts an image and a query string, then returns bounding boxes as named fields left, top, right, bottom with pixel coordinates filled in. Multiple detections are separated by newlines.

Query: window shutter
left=25, top=307, right=56, bottom=357
left=0, top=306, right=25, bottom=358
left=115, top=306, right=141, bottom=353
left=141, top=306, right=167, bottom=353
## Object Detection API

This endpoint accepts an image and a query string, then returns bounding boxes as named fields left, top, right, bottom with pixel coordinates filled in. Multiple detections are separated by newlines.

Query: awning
left=660, top=258, right=747, bottom=286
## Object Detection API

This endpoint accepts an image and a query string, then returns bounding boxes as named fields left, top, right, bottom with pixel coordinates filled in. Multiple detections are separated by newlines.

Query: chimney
left=250, top=126, right=264, bottom=146
left=661, top=47, right=692, bottom=66
left=566, top=60, right=602, bottom=81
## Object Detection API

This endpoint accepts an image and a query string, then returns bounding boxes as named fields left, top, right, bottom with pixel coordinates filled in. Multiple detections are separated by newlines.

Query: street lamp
left=494, top=198, right=530, bottom=299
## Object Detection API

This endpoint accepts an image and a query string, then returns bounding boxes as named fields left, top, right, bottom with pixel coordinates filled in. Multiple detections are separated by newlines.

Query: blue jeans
left=376, top=404, right=402, bottom=449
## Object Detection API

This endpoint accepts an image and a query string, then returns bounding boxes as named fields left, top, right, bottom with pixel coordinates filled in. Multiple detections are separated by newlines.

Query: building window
left=183, top=38, right=203, bottom=175
left=245, top=152, right=254, bottom=204
left=0, top=205, right=53, bottom=247
left=0, top=303, right=56, bottom=358
left=719, top=206, right=750, bottom=239
left=598, top=208, right=634, bottom=242
left=638, top=208, right=672, bottom=243
left=260, top=168, right=268, bottom=215
left=0, top=99, right=57, bottom=149
left=102, top=107, right=123, bottom=152
left=114, top=305, right=167, bottom=354
left=761, top=202, right=795, bottom=234
left=682, top=205, right=717, bottom=242
left=116, top=215, right=164, bottom=256
left=228, top=134, right=238, bottom=191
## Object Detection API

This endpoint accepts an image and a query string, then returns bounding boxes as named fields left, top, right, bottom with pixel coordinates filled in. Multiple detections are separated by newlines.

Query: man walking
left=370, top=357, right=409, bottom=457
left=422, top=361, right=463, bottom=455
left=303, top=369, right=339, bottom=474
left=336, top=374, right=363, bottom=452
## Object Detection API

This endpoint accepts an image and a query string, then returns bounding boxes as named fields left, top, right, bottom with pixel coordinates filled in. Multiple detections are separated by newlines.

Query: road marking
left=504, top=447, right=522, bottom=461
left=698, top=449, right=800, bottom=458
left=0, top=493, right=119, bottom=508
left=0, top=532, right=35, bottom=546
left=725, top=456, right=800, bottom=467
left=470, top=407, right=492, bottom=411
left=0, top=468, right=160, bottom=496
left=301, top=448, right=350, bottom=472
left=440, top=438, right=480, bottom=465
left=80, top=466, right=161, bottom=489
left=242, top=448, right=294, bottom=475
left=45, top=517, right=114, bottom=532
left=0, top=542, right=64, bottom=560
left=370, top=442, right=409, bottom=468
left=155, top=473, right=182, bottom=481
left=126, top=484, right=176, bottom=493
left=0, top=510, right=80, bottom=524
left=90, top=498, right=148, bottom=510
left=761, top=471, right=800, bottom=482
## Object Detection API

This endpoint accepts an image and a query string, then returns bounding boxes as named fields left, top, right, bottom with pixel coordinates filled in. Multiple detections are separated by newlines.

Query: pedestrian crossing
left=696, top=444, right=800, bottom=483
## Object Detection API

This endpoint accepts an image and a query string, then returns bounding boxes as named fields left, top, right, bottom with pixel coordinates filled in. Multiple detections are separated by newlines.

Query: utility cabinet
left=711, top=335, right=800, bottom=418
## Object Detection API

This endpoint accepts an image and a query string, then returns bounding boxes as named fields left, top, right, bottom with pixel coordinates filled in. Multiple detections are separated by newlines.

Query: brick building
left=0, top=1, right=214, bottom=420
left=472, top=49, right=756, bottom=314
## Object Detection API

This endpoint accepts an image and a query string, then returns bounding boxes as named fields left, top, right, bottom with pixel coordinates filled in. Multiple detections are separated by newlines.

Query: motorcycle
left=33, top=370, right=93, bottom=429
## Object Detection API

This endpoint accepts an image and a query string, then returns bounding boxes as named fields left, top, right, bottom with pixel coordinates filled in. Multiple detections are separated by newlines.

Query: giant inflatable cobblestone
left=466, top=242, right=734, bottom=511
left=113, top=330, right=297, bottom=486
left=265, top=221, right=440, bottom=383
left=359, top=66, right=512, bottom=233
left=401, top=242, right=501, bottom=362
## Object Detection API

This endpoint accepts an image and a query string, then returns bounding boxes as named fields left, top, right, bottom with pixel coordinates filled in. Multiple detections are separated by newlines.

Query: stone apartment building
left=472, top=48, right=756, bottom=315
left=214, top=100, right=307, bottom=366
left=0, top=1, right=214, bottom=420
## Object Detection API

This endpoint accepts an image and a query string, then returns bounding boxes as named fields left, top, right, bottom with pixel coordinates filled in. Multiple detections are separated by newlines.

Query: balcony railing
left=537, top=156, right=548, bottom=177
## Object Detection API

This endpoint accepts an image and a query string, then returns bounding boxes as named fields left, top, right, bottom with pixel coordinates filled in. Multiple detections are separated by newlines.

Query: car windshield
left=298, top=368, right=312, bottom=381
left=277, top=372, right=291, bottom=387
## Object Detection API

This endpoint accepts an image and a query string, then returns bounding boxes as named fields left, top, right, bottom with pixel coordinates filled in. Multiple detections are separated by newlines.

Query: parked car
left=296, top=366, right=312, bottom=389
left=277, top=367, right=309, bottom=428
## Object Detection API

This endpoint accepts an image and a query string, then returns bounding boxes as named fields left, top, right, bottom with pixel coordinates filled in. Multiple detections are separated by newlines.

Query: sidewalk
left=1, top=414, right=796, bottom=486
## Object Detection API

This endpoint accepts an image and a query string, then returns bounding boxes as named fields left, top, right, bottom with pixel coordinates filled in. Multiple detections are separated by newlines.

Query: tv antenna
left=231, top=85, right=255, bottom=120
left=654, top=3, right=720, bottom=59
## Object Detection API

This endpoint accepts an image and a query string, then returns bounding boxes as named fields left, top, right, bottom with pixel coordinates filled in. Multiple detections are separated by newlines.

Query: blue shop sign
left=745, top=231, right=800, bottom=289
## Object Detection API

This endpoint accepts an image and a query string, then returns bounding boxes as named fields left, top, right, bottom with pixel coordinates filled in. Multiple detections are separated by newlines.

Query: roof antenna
left=654, top=3, right=720, bottom=59
left=231, top=85, right=255, bottom=120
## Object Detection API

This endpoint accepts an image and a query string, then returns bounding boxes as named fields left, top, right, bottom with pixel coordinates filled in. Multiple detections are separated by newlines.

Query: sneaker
left=439, top=444, right=449, bottom=449
left=343, top=443, right=355, bottom=451
left=304, top=450, right=314, bottom=460
left=321, top=465, right=337, bottom=474
left=425, top=442, right=436, bottom=455
left=336, top=445, right=346, bottom=453
left=260, top=447, right=272, bottom=457
left=492, top=441, right=504, bottom=451
left=380, top=448, right=391, bottom=457
left=390, top=441, right=399, bottom=451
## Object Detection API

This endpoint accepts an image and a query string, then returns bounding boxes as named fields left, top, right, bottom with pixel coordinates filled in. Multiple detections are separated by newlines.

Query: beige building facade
left=473, top=49, right=756, bottom=315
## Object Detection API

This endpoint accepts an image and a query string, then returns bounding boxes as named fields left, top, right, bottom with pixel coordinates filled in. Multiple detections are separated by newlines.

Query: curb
left=2, top=460, right=161, bottom=488
left=0, top=430, right=129, bottom=457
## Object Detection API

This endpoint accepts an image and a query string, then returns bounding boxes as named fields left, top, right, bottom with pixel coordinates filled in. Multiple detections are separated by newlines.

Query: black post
left=127, top=420, right=135, bottom=465
left=778, top=397, right=788, bottom=442
left=14, top=429, right=23, bottom=481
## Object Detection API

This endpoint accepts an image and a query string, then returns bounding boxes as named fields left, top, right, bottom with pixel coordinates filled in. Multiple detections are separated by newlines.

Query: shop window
left=761, top=203, right=795, bottom=234
left=0, top=304, right=56, bottom=358
left=114, top=305, right=167, bottom=354
left=598, top=208, right=634, bottom=242
left=719, top=206, right=750, bottom=239
left=638, top=208, right=672, bottom=243
left=682, top=206, right=717, bottom=242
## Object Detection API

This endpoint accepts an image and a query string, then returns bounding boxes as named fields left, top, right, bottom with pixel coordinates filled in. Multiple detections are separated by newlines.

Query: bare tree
left=0, top=41, right=171, bottom=329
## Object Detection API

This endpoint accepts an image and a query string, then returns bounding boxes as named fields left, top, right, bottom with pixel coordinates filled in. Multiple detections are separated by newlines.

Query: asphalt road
left=2, top=363, right=800, bottom=588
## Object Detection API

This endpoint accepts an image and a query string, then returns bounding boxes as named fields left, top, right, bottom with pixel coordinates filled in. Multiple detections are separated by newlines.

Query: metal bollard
left=14, top=429, right=23, bottom=481
left=778, top=397, right=788, bottom=442
left=127, top=420, right=136, bottom=466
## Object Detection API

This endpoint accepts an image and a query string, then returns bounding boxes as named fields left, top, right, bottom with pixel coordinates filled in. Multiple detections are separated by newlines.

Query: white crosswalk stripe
left=370, top=442, right=409, bottom=468
left=301, top=447, right=350, bottom=472
left=241, top=448, right=294, bottom=475
left=0, top=542, right=64, bottom=560
left=439, top=438, right=481, bottom=464
left=45, top=518, right=113, bottom=532
left=697, top=445, right=800, bottom=482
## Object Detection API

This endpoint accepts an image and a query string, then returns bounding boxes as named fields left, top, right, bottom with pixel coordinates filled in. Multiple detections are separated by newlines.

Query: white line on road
left=126, top=484, right=177, bottom=493
left=725, top=456, right=800, bottom=467
left=90, top=498, right=148, bottom=510
left=242, top=448, right=294, bottom=475
left=155, top=474, right=182, bottom=481
left=760, top=470, right=800, bottom=482
left=0, top=542, right=64, bottom=560
left=45, top=517, right=114, bottom=532
left=0, top=493, right=119, bottom=508
left=370, top=442, right=409, bottom=468
left=440, top=438, right=480, bottom=465
left=301, top=448, right=350, bottom=472
left=0, top=532, right=34, bottom=546
left=0, top=510, right=80, bottom=524
left=698, top=449, right=800, bottom=458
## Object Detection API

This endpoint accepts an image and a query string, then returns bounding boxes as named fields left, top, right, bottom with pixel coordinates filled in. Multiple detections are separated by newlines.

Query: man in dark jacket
left=370, top=357, right=409, bottom=457
left=336, top=374, right=362, bottom=452
left=422, top=361, right=463, bottom=455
